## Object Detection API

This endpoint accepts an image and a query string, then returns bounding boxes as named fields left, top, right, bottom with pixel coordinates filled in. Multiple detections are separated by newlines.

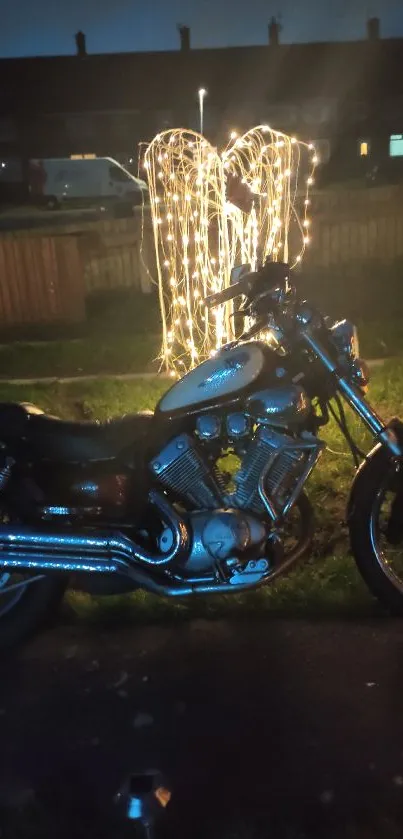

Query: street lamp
left=198, top=88, right=207, bottom=135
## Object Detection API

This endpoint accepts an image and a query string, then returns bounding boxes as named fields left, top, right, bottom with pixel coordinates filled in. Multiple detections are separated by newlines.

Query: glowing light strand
left=144, top=126, right=316, bottom=375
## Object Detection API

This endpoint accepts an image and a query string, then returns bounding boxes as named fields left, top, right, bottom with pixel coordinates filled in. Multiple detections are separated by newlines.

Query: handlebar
left=203, top=262, right=292, bottom=310
left=203, top=272, right=256, bottom=309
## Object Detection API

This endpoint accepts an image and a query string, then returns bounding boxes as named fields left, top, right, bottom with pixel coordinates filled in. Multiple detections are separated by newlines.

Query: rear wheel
left=0, top=571, right=66, bottom=651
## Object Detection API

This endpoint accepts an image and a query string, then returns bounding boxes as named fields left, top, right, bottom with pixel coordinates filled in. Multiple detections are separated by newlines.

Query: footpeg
left=229, top=558, right=269, bottom=586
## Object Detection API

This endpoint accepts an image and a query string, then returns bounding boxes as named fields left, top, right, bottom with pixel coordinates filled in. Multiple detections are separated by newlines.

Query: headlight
left=330, top=320, right=360, bottom=361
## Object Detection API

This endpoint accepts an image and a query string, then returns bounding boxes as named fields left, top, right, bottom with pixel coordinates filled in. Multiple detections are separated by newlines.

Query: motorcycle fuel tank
left=158, top=344, right=266, bottom=414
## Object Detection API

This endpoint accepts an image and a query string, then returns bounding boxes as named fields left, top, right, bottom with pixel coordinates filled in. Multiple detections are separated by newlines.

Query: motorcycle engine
left=150, top=417, right=318, bottom=574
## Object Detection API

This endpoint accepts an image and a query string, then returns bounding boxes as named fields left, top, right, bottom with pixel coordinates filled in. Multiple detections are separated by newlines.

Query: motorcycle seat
left=0, top=402, right=154, bottom=462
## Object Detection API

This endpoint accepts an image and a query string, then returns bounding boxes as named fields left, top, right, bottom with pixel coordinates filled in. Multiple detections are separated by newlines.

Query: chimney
left=75, top=30, right=87, bottom=57
left=268, top=17, right=281, bottom=46
left=178, top=25, right=190, bottom=51
left=367, top=17, right=380, bottom=41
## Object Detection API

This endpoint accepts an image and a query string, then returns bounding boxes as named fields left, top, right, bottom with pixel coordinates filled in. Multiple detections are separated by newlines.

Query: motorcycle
left=1, top=259, right=403, bottom=649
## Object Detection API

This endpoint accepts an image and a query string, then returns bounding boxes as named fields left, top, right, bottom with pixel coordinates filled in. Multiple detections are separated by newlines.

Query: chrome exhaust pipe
left=0, top=490, right=189, bottom=577
left=0, top=488, right=309, bottom=599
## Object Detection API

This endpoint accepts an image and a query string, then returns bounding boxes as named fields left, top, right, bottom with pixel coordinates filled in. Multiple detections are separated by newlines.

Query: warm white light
left=145, top=125, right=316, bottom=374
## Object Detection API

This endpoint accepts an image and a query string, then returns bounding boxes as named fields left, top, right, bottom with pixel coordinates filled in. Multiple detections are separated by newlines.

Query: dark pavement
left=1, top=617, right=403, bottom=838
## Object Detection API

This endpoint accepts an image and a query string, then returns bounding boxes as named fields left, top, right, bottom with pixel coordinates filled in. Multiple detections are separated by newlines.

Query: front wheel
left=0, top=572, right=66, bottom=651
left=349, top=446, right=403, bottom=615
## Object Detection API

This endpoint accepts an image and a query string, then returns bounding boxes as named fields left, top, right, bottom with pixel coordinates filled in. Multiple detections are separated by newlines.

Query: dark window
left=109, top=166, right=130, bottom=182
left=315, top=139, right=331, bottom=163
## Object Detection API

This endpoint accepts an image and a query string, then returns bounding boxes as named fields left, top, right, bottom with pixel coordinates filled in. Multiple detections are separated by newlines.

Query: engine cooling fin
left=150, top=433, right=222, bottom=509
left=233, top=426, right=309, bottom=514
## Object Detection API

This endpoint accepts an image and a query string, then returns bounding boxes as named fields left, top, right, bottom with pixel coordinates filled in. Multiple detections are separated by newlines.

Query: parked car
left=29, top=157, right=149, bottom=210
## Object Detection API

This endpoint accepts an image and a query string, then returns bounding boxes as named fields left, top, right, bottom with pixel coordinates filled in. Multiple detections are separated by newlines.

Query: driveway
left=1, top=617, right=403, bottom=838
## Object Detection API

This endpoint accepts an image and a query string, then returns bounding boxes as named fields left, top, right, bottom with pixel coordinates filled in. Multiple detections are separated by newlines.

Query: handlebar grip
left=203, top=273, right=255, bottom=309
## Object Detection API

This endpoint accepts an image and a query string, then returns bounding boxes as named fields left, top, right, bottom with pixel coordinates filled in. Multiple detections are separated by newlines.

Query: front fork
left=300, top=331, right=403, bottom=458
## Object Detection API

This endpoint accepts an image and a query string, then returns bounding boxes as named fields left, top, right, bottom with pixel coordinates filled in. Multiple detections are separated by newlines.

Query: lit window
left=70, top=154, right=96, bottom=160
left=359, top=140, right=370, bottom=156
left=390, top=134, right=403, bottom=157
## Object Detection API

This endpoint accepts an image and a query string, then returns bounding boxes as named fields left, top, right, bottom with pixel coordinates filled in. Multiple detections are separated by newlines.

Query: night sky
left=1, top=0, right=402, bottom=58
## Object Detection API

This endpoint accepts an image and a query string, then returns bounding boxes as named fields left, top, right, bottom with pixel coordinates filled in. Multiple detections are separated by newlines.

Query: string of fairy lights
left=143, top=125, right=317, bottom=376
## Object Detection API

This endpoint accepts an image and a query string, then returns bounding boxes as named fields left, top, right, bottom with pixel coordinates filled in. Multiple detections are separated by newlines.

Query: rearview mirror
left=230, top=264, right=251, bottom=285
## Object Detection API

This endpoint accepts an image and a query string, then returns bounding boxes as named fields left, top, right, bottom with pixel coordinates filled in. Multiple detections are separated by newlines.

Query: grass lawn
left=0, top=281, right=401, bottom=381
left=0, top=320, right=399, bottom=382
left=0, top=359, right=402, bottom=623
left=0, top=290, right=162, bottom=379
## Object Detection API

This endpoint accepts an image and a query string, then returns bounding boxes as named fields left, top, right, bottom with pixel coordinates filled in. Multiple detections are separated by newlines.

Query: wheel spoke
left=0, top=575, right=44, bottom=597
left=372, top=483, right=403, bottom=592
left=0, top=571, right=42, bottom=618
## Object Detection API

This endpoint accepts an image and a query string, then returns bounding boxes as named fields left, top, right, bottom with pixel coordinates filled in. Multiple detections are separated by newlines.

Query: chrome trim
left=0, top=490, right=189, bottom=576
left=245, top=384, right=311, bottom=428
left=300, top=331, right=403, bottom=456
left=0, top=553, right=120, bottom=574
left=0, top=486, right=309, bottom=598
left=258, top=435, right=324, bottom=522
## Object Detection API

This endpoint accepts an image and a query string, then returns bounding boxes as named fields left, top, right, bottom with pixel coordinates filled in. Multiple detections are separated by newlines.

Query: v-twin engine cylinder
left=150, top=425, right=323, bottom=521
left=150, top=432, right=223, bottom=508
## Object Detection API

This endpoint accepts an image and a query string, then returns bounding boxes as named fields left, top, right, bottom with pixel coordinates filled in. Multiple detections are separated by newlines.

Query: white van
left=30, top=157, right=149, bottom=209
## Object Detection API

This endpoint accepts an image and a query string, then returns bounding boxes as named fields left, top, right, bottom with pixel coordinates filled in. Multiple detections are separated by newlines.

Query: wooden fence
left=77, top=217, right=155, bottom=294
left=2, top=185, right=403, bottom=328
left=11, top=214, right=156, bottom=295
left=306, top=186, right=403, bottom=269
left=0, top=234, right=85, bottom=327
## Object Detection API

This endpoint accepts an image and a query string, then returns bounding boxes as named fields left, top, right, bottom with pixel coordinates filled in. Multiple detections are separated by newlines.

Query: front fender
left=346, top=443, right=388, bottom=523
left=346, top=416, right=403, bottom=522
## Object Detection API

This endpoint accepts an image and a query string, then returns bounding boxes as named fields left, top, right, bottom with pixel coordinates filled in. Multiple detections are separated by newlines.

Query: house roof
left=1, top=38, right=403, bottom=116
